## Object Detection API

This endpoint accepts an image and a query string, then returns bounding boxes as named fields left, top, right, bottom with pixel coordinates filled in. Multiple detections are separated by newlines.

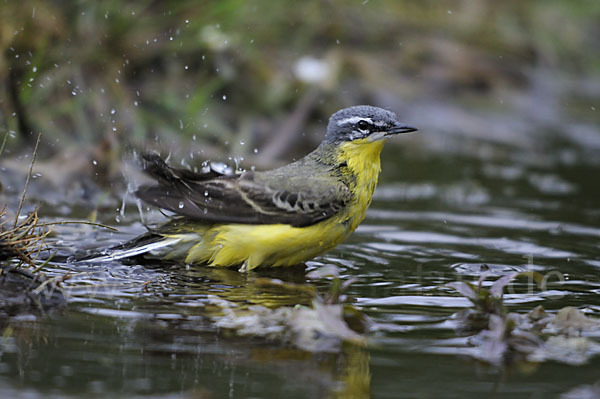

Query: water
left=1, top=135, right=599, bottom=398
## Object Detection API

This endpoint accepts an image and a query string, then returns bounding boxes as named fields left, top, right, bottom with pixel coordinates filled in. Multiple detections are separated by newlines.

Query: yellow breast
left=181, top=139, right=386, bottom=270
left=337, top=138, right=385, bottom=230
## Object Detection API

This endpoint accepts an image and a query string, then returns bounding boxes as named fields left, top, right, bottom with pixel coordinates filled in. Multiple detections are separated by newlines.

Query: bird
left=106, top=105, right=417, bottom=271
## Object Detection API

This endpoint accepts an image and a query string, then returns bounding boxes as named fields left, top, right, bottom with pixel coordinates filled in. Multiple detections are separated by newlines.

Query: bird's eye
left=357, top=120, right=371, bottom=131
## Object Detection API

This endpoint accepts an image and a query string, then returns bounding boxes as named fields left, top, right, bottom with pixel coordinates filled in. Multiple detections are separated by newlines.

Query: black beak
left=387, top=123, right=418, bottom=135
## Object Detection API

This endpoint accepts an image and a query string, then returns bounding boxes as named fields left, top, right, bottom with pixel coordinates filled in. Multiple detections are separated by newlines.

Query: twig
left=31, top=251, right=57, bottom=273
left=37, top=220, right=119, bottom=232
left=14, top=132, right=41, bottom=228
left=0, top=131, right=8, bottom=157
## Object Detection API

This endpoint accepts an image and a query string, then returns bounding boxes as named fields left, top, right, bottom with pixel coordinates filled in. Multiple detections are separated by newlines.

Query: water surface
left=1, top=135, right=599, bottom=399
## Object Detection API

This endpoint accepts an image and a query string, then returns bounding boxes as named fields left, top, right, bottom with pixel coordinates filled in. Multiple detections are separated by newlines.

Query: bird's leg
left=238, top=260, right=249, bottom=273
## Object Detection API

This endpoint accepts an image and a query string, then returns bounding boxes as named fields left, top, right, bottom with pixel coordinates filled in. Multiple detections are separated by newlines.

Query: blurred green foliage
left=1, top=0, right=599, bottom=161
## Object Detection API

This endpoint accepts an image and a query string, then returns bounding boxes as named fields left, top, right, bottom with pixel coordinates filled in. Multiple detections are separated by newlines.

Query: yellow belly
left=183, top=216, right=352, bottom=270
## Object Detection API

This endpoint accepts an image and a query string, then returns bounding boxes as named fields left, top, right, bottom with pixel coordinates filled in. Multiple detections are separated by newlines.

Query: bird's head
left=325, top=105, right=417, bottom=143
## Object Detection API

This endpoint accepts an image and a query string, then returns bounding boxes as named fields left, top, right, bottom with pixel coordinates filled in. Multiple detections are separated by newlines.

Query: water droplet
left=204, top=190, right=209, bottom=197
left=178, top=201, right=185, bottom=209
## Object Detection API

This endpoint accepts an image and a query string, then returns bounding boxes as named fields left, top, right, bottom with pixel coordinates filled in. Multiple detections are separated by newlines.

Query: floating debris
left=212, top=274, right=369, bottom=353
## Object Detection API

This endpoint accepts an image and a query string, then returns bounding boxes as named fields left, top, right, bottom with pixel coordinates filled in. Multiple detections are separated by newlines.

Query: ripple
left=450, top=263, right=539, bottom=275
left=358, top=295, right=472, bottom=308
left=79, top=307, right=148, bottom=319
left=367, top=210, right=600, bottom=238
left=372, top=229, right=577, bottom=258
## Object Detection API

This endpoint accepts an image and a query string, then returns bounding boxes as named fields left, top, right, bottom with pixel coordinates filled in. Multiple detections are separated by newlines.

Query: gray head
left=325, top=105, right=417, bottom=143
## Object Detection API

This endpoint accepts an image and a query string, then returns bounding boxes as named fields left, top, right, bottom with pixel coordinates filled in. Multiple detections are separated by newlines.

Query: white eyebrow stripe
left=336, top=116, right=373, bottom=126
left=373, top=121, right=386, bottom=127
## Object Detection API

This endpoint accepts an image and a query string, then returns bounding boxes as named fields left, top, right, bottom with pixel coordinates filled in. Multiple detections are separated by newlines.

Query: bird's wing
left=135, top=153, right=351, bottom=227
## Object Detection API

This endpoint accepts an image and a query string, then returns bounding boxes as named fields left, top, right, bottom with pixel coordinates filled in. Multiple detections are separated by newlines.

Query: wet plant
left=446, top=269, right=600, bottom=368
left=0, top=134, right=50, bottom=267
left=0, top=207, right=51, bottom=267
left=446, top=268, right=544, bottom=334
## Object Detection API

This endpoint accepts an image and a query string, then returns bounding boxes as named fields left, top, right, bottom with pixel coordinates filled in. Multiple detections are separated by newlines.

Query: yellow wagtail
left=110, top=105, right=416, bottom=271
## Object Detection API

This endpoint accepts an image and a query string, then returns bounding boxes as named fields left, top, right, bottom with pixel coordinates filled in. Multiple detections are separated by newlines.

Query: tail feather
left=77, top=218, right=207, bottom=264
left=83, top=236, right=184, bottom=263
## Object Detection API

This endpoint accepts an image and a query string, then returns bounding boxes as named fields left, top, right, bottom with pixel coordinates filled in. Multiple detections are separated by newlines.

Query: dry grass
left=0, top=133, right=50, bottom=268
left=0, top=207, right=51, bottom=267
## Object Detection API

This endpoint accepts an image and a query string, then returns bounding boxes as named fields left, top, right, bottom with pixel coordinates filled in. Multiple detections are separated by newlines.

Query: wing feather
left=135, top=153, right=350, bottom=227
